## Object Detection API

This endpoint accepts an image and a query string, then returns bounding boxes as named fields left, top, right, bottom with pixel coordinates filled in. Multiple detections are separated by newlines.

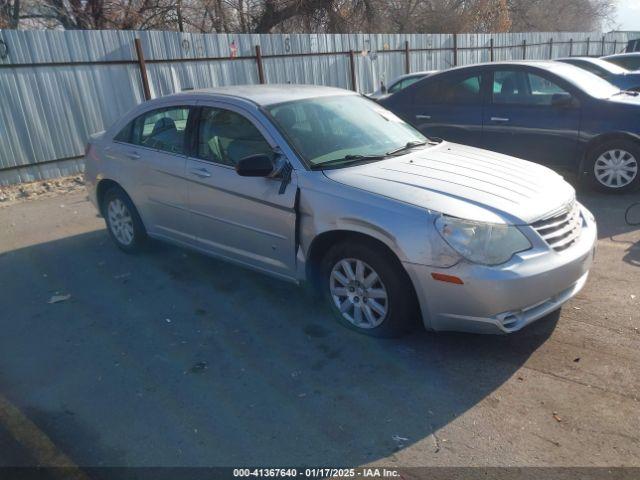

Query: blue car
left=379, top=61, right=640, bottom=192
left=602, top=52, right=640, bottom=71
left=557, top=57, right=640, bottom=91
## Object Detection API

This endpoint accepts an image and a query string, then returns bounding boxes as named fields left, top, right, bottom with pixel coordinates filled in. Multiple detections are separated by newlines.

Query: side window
left=114, top=121, right=133, bottom=143
left=527, top=73, right=566, bottom=98
left=417, top=73, right=482, bottom=104
left=493, top=70, right=568, bottom=106
left=441, top=75, right=481, bottom=104
left=131, top=107, right=191, bottom=155
left=197, top=107, right=273, bottom=167
left=413, top=79, right=437, bottom=103
left=493, top=70, right=523, bottom=100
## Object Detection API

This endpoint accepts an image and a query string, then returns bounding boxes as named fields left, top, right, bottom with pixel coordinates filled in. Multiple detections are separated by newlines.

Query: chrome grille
left=532, top=202, right=582, bottom=252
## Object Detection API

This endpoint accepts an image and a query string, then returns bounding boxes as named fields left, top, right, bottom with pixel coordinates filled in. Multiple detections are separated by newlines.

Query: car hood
left=606, top=93, right=640, bottom=105
left=322, top=142, right=576, bottom=225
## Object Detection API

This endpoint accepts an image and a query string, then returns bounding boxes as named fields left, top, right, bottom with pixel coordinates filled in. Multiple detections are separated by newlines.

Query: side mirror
left=551, top=93, right=576, bottom=108
left=380, top=83, right=387, bottom=94
left=235, top=154, right=275, bottom=177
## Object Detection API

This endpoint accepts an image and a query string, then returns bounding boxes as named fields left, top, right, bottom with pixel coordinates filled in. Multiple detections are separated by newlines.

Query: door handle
left=490, top=117, right=510, bottom=123
left=416, top=114, right=432, bottom=120
left=190, top=167, right=211, bottom=178
left=126, top=151, right=140, bottom=160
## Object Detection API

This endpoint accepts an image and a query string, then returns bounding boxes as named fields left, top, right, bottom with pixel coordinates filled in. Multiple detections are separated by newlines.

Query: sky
left=615, top=0, right=640, bottom=31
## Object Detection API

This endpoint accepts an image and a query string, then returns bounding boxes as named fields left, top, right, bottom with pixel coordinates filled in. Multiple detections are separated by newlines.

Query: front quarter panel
left=297, top=171, right=460, bottom=274
left=577, top=98, right=640, bottom=160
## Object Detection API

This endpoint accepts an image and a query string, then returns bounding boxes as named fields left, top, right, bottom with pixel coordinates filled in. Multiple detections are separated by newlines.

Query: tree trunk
left=11, top=0, right=20, bottom=28
left=176, top=0, right=184, bottom=32
left=238, top=0, right=246, bottom=32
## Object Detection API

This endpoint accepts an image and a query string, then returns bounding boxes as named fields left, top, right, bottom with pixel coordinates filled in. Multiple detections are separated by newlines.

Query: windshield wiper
left=311, top=154, right=387, bottom=169
left=386, top=140, right=429, bottom=156
left=311, top=140, right=431, bottom=170
left=612, top=90, right=640, bottom=97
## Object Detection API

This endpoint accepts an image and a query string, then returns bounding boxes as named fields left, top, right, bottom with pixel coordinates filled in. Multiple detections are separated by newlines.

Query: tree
left=508, top=0, right=616, bottom=32
left=6, top=0, right=186, bottom=30
left=0, top=0, right=617, bottom=33
left=0, top=0, right=20, bottom=28
left=467, top=0, right=512, bottom=32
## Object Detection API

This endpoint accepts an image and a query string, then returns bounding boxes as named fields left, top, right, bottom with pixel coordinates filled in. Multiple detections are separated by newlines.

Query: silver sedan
left=85, top=85, right=597, bottom=337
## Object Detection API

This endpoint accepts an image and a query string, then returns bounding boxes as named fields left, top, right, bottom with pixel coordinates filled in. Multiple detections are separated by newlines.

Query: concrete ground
left=0, top=188, right=638, bottom=471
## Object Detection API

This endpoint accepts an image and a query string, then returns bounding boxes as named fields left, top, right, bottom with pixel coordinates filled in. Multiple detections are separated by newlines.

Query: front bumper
left=404, top=205, right=597, bottom=334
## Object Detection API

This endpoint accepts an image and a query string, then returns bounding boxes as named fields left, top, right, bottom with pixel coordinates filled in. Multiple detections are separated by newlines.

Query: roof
left=426, top=59, right=591, bottom=77
left=165, top=84, right=356, bottom=106
left=444, top=60, right=568, bottom=70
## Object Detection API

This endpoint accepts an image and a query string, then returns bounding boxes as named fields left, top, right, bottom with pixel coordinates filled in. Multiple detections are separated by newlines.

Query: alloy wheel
left=594, top=149, right=638, bottom=189
left=107, top=198, right=135, bottom=246
left=329, top=258, right=388, bottom=329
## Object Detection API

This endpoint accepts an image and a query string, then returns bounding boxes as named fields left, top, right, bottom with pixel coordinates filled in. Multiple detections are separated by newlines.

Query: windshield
left=552, top=63, right=620, bottom=98
left=266, top=95, right=427, bottom=168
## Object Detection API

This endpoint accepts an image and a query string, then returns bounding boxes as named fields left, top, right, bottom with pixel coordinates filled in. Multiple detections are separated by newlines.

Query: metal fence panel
left=0, top=29, right=638, bottom=185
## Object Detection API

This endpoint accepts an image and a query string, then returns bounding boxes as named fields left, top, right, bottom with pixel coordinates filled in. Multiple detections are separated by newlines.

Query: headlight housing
left=435, top=215, right=531, bottom=266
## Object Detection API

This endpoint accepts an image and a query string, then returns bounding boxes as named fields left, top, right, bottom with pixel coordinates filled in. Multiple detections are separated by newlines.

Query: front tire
left=320, top=241, right=419, bottom=337
left=585, top=139, right=640, bottom=193
left=102, top=187, right=146, bottom=253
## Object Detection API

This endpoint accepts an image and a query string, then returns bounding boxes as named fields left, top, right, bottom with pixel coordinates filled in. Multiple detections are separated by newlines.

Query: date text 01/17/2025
left=232, top=468, right=401, bottom=478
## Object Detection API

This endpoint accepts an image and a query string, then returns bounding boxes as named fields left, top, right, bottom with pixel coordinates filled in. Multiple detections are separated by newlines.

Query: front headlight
left=435, top=215, right=531, bottom=266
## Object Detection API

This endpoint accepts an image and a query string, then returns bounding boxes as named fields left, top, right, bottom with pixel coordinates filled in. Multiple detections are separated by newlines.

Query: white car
left=85, top=85, right=596, bottom=337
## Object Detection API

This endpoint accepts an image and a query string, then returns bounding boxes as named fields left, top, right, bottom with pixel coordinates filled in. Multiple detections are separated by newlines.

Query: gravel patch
left=0, top=176, right=86, bottom=207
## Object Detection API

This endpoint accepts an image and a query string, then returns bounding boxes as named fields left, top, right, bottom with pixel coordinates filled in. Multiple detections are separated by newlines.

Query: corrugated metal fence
left=0, top=29, right=638, bottom=185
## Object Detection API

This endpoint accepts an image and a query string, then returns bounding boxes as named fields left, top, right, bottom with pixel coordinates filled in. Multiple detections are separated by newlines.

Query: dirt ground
left=0, top=183, right=638, bottom=473
left=0, top=175, right=85, bottom=206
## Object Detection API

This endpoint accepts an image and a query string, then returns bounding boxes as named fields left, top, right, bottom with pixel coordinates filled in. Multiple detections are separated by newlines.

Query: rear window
left=606, top=56, right=640, bottom=71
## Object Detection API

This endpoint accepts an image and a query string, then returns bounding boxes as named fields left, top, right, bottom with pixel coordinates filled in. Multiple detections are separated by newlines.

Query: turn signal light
left=431, top=273, right=464, bottom=285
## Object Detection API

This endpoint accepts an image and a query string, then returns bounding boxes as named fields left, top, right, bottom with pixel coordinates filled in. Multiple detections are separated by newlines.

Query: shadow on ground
left=577, top=189, right=640, bottom=267
left=0, top=228, right=559, bottom=469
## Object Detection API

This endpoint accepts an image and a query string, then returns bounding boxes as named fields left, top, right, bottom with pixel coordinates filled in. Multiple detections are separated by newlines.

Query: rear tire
left=102, top=187, right=147, bottom=253
left=585, top=139, right=640, bottom=193
left=320, top=241, right=420, bottom=337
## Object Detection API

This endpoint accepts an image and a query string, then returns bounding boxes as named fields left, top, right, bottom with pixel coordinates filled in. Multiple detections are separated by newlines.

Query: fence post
left=613, top=39, right=617, bottom=54
left=134, top=38, right=151, bottom=101
left=601, top=35, right=605, bottom=56
left=586, top=37, right=590, bottom=56
left=349, top=50, right=357, bottom=91
left=453, top=33, right=458, bottom=66
left=255, top=45, right=265, bottom=84
left=548, top=38, right=553, bottom=59
left=404, top=40, right=410, bottom=74
left=490, top=38, right=494, bottom=62
left=569, top=38, right=573, bottom=57
left=522, top=39, right=527, bottom=60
